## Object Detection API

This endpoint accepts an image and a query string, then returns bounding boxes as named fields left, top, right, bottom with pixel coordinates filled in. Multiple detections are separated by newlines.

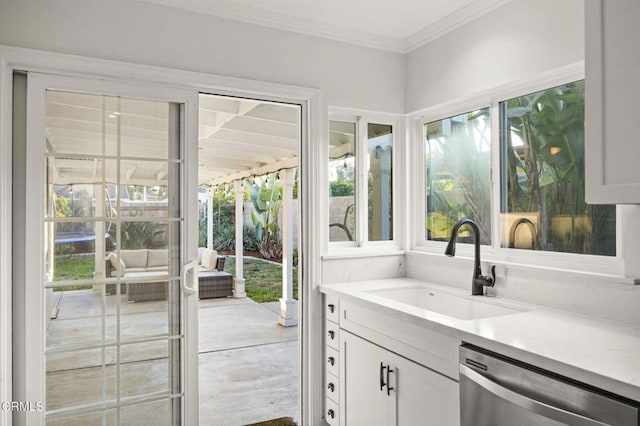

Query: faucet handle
left=477, top=265, right=496, bottom=287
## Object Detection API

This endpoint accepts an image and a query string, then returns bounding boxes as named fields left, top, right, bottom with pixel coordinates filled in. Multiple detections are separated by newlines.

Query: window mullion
left=356, top=116, right=368, bottom=246
left=490, top=101, right=501, bottom=253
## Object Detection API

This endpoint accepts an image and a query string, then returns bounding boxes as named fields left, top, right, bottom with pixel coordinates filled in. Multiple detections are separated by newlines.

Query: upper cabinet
left=585, top=0, right=640, bottom=204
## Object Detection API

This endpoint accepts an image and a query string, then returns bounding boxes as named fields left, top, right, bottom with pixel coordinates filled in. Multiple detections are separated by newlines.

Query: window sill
left=406, top=249, right=640, bottom=286
left=322, top=248, right=405, bottom=260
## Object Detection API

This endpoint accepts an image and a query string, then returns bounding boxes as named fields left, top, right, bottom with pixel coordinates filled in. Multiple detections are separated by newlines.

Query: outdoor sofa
left=105, top=248, right=232, bottom=301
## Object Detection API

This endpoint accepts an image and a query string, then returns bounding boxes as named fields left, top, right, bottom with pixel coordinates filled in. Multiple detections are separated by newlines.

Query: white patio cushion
left=147, top=249, right=168, bottom=267
left=107, top=252, right=126, bottom=276
left=201, top=249, right=218, bottom=270
left=120, top=249, right=148, bottom=268
left=198, top=247, right=206, bottom=264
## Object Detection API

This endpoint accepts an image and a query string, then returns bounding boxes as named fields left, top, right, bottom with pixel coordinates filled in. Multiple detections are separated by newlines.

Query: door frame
left=0, top=45, right=323, bottom=425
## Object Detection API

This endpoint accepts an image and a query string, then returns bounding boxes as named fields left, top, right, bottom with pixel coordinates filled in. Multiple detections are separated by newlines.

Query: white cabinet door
left=392, top=350, right=459, bottom=426
left=585, top=0, right=640, bottom=203
left=341, top=330, right=391, bottom=425
left=341, top=330, right=459, bottom=426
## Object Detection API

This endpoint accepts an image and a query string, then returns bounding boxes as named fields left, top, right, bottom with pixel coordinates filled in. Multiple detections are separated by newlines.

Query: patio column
left=233, top=180, right=246, bottom=298
left=207, top=188, right=213, bottom=249
left=278, top=169, right=297, bottom=327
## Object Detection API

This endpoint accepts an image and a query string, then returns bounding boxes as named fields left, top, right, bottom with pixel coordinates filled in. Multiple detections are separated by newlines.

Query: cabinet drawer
left=325, top=294, right=340, bottom=324
left=325, top=321, right=340, bottom=350
left=340, top=300, right=461, bottom=380
left=325, top=397, right=339, bottom=426
left=325, top=370, right=339, bottom=403
left=326, top=346, right=339, bottom=377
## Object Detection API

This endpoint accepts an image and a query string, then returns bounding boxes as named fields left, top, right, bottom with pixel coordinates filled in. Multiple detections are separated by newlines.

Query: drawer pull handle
left=328, top=330, right=335, bottom=340
left=328, top=303, right=335, bottom=313
left=380, top=362, right=386, bottom=391
left=328, top=383, right=335, bottom=392
left=328, top=356, right=335, bottom=366
left=327, top=409, right=335, bottom=419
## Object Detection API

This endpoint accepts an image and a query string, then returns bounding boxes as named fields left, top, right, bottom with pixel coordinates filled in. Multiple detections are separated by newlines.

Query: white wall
left=405, top=0, right=584, bottom=112
left=0, top=0, right=405, bottom=113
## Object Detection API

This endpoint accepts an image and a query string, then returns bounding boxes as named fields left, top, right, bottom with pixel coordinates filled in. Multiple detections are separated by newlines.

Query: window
left=421, top=79, right=617, bottom=261
left=500, top=81, right=616, bottom=256
left=329, top=120, right=356, bottom=242
left=329, top=116, right=396, bottom=246
left=425, top=108, right=491, bottom=245
left=368, top=123, right=393, bottom=241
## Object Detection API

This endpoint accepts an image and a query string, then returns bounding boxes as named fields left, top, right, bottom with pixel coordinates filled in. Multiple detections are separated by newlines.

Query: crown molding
left=139, top=0, right=406, bottom=52
left=139, top=0, right=514, bottom=54
left=403, top=0, right=514, bottom=53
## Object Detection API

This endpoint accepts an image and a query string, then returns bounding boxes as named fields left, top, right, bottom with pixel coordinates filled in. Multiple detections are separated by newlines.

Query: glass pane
left=119, top=160, right=171, bottom=218
left=46, top=348, right=116, bottom=411
left=425, top=109, right=491, bottom=244
left=120, top=399, right=173, bottom=426
left=48, top=181, right=101, bottom=218
left=329, top=120, right=356, bottom=242
left=500, top=81, right=616, bottom=255
left=120, top=341, right=170, bottom=398
left=119, top=284, right=169, bottom=339
left=368, top=123, right=393, bottom=241
left=46, top=91, right=106, bottom=157
left=119, top=98, right=169, bottom=159
left=46, top=289, right=115, bottom=348
left=48, top=220, right=114, bottom=282
left=47, top=410, right=117, bottom=426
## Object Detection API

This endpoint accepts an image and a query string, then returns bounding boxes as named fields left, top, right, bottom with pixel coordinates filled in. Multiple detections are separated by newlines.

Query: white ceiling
left=138, top=0, right=512, bottom=52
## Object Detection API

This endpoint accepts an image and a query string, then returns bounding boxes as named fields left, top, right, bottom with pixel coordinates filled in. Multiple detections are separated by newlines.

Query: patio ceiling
left=44, top=91, right=300, bottom=188
left=198, top=94, right=300, bottom=187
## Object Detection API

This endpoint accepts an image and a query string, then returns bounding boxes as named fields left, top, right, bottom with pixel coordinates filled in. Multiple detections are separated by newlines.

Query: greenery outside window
left=329, top=120, right=357, bottom=243
left=420, top=79, right=617, bottom=262
left=500, top=81, right=616, bottom=256
left=329, top=115, right=397, bottom=246
left=425, top=108, right=491, bottom=245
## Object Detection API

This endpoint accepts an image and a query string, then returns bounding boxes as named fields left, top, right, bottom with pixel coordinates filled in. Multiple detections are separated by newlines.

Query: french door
left=14, top=72, right=199, bottom=424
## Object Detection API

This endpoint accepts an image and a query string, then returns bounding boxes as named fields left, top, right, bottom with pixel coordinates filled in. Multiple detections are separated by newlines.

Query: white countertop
left=320, top=278, right=640, bottom=402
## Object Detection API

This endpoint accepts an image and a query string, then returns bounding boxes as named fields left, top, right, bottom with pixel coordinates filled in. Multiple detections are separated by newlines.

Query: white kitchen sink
left=367, top=285, right=525, bottom=321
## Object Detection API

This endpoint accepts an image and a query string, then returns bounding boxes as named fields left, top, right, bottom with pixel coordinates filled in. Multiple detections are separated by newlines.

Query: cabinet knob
left=328, top=303, right=335, bottom=313
left=328, top=382, right=335, bottom=392
left=327, top=409, right=335, bottom=419
left=328, top=356, right=335, bottom=366
left=328, top=330, right=335, bottom=340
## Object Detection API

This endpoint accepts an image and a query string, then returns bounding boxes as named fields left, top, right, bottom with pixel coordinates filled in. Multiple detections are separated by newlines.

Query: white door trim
left=0, top=44, right=323, bottom=426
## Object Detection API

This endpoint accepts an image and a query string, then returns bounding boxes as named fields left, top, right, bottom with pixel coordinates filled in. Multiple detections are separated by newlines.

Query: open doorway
left=196, top=94, right=301, bottom=425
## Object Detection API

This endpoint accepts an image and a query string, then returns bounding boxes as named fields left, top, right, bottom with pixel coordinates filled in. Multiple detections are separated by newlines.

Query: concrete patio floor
left=46, top=290, right=299, bottom=425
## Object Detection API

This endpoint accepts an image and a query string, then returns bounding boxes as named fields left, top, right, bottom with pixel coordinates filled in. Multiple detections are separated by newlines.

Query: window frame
left=328, top=108, right=402, bottom=252
left=411, top=66, right=625, bottom=277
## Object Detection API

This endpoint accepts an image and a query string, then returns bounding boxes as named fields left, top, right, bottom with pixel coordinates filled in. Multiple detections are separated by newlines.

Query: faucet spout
left=445, top=218, right=495, bottom=296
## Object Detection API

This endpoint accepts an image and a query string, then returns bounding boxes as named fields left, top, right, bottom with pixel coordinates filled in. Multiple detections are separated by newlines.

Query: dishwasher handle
left=460, top=364, right=610, bottom=426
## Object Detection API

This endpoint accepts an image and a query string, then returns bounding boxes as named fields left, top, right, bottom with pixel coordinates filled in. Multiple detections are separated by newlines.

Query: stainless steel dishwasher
left=459, top=344, right=640, bottom=426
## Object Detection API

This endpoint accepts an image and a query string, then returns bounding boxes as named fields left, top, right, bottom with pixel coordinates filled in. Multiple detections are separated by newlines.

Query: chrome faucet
left=445, top=218, right=495, bottom=296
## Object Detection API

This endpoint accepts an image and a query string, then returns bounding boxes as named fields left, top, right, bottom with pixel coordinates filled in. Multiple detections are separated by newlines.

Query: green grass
left=224, top=257, right=298, bottom=303
left=53, top=255, right=94, bottom=291
left=53, top=254, right=296, bottom=303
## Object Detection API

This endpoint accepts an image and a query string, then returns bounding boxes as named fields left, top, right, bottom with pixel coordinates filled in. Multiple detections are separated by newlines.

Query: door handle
left=182, top=260, right=198, bottom=295
left=380, top=362, right=386, bottom=391
left=386, top=366, right=394, bottom=396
